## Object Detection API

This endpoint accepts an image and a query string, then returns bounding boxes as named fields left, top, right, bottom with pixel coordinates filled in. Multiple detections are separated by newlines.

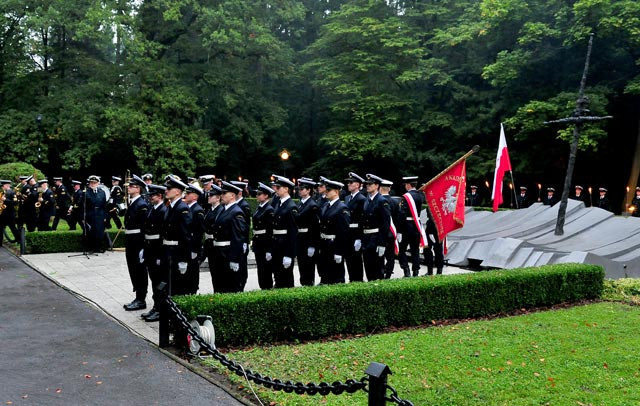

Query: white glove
left=178, top=262, right=188, bottom=274
left=191, top=252, right=198, bottom=259
left=376, top=246, right=386, bottom=257
left=265, top=252, right=272, bottom=261
left=283, top=256, right=292, bottom=268
left=230, top=262, right=239, bottom=272
left=397, top=233, right=403, bottom=243
left=307, top=247, right=315, bottom=257
left=243, top=243, right=248, bottom=254
left=334, top=255, right=343, bottom=264
left=108, top=198, right=113, bottom=204
left=155, top=259, right=161, bottom=266
left=138, top=249, right=144, bottom=263
left=354, top=239, right=362, bottom=252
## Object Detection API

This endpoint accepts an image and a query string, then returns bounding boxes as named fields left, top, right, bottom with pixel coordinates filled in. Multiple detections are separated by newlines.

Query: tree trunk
left=623, top=115, right=640, bottom=213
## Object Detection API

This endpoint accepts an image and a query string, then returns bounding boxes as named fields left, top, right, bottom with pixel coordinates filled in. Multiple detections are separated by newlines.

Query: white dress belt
left=406, top=217, right=414, bottom=221
left=298, top=228, right=309, bottom=233
left=163, top=240, right=179, bottom=246
left=272, top=229, right=287, bottom=235
left=204, top=233, right=214, bottom=240
left=349, top=223, right=359, bottom=228
left=253, top=229, right=267, bottom=235
left=320, top=233, right=336, bottom=240
left=363, top=228, right=379, bottom=234
left=125, top=229, right=141, bottom=234
left=144, top=234, right=160, bottom=240
left=213, top=241, right=231, bottom=247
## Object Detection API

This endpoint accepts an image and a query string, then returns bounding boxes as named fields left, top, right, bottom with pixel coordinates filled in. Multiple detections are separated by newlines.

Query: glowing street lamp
left=279, top=149, right=290, bottom=176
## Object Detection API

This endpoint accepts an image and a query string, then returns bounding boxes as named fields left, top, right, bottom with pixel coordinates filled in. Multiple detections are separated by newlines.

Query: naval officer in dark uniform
left=184, top=183, right=206, bottom=294
left=106, top=176, right=124, bottom=229
left=543, top=187, right=559, bottom=206
left=202, top=185, right=224, bottom=290
left=631, top=187, right=640, bottom=217
left=361, top=174, right=391, bottom=281
left=516, top=186, right=530, bottom=209
left=317, top=179, right=350, bottom=284
left=123, top=175, right=150, bottom=311
left=344, top=172, right=366, bottom=282
left=210, top=181, right=248, bottom=293
left=161, top=175, right=192, bottom=296
left=85, top=175, right=108, bottom=252
left=267, top=175, right=298, bottom=288
left=397, top=176, right=424, bottom=277
left=295, top=178, right=320, bottom=286
left=140, top=184, right=168, bottom=322
left=51, top=177, right=71, bottom=230
left=252, top=182, right=275, bottom=289
left=571, top=185, right=589, bottom=207
left=0, top=180, right=19, bottom=244
left=231, top=180, right=251, bottom=289
left=597, top=187, right=611, bottom=212
left=36, top=179, right=55, bottom=231
left=68, top=180, right=84, bottom=230
left=380, top=179, right=401, bottom=279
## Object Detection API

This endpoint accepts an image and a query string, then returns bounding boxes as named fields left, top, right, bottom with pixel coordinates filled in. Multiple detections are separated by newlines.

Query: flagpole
left=510, top=170, right=519, bottom=209
left=419, top=145, right=480, bottom=191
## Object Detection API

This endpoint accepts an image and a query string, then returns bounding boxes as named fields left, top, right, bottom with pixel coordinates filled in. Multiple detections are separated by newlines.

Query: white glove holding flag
left=178, top=262, right=188, bottom=274
left=334, top=255, right=343, bottom=264
left=397, top=233, right=403, bottom=243
left=230, top=262, right=240, bottom=272
left=283, top=256, right=292, bottom=268
left=266, top=252, right=272, bottom=261
left=354, top=239, right=362, bottom=252
left=307, top=247, right=315, bottom=257
left=376, top=246, right=386, bottom=257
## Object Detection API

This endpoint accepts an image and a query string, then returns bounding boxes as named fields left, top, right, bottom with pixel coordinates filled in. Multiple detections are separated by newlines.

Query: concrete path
left=0, top=248, right=244, bottom=406
left=22, top=250, right=471, bottom=345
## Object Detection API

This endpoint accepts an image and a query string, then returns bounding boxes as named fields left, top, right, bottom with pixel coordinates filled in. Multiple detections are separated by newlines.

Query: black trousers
left=272, top=253, right=295, bottom=289
left=398, top=232, right=421, bottom=273
left=296, top=242, right=316, bottom=286
left=362, top=246, right=384, bottom=281
left=105, top=207, right=122, bottom=229
left=254, top=249, right=274, bottom=290
left=383, top=237, right=396, bottom=278
left=317, top=247, right=345, bottom=285
left=345, top=237, right=364, bottom=282
left=125, top=235, right=147, bottom=300
left=52, top=211, right=71, bottom=230
left=210, top=246, right=243, bottom=293
left=424, top=240, right=444, bottom=274
left=144, top=242, right=163, bottom=307
left=0, top=214, right=19, bottom=244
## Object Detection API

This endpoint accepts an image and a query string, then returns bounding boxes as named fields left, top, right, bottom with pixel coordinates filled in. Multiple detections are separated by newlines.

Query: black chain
left=385, top=383, right=414, bottom=406
left=166, top=297, right=367, bottom=397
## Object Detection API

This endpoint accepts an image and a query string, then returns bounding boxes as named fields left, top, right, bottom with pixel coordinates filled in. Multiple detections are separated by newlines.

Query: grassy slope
left=207, top=302, right=640, bottom=405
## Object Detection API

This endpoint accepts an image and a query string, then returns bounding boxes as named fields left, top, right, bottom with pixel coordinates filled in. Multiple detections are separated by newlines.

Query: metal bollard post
left=19, top=227, right=26, bottom=255
left=157, top=282, right=170, bottom=348
left=365, top=362, right=392, bottom=406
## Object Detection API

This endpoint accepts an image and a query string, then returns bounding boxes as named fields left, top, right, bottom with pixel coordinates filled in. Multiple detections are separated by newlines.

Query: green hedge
left=174, top=263, right=604, bottom=347
left=25, top=229, right=125, bottom=253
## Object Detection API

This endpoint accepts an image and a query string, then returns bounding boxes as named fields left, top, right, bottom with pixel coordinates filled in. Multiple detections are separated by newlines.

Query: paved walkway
left=0, top=248, right=244, bottom=406
left=22, top=250, right=471, bottom=344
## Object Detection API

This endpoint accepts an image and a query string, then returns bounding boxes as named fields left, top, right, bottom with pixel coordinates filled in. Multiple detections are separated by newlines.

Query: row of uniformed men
left=121, top=171, right=446, bottom=322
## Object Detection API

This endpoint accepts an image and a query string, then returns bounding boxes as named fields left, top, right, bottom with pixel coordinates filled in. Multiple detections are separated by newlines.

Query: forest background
left=1, top=0, right=639, bottom=212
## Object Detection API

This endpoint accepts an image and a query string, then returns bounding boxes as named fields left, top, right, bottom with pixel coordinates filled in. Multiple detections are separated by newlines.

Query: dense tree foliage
left=0, top=0, right=638, bottom=210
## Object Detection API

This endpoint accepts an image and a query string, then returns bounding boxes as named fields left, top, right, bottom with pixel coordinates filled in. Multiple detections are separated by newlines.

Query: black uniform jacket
left=296, top=197, right=319, bottom=248
left=252, top=202, right=274, bottom=253
left=318, top=200, right=350, bottom=257
left=271, top=197, right=298, bottom=258
left=361, top=192, right=391, bottom=249
left=162, top=199, right=192, bottom=263
left=212, top=203, right=247, bottom=264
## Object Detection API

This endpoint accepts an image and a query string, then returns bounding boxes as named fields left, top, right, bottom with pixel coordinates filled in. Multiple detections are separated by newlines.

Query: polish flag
left=492, top=124, right=512, bottom=212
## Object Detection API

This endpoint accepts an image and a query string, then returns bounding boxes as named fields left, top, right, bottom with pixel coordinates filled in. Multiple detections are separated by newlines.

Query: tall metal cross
left=544, top=33, right=612, bottom=236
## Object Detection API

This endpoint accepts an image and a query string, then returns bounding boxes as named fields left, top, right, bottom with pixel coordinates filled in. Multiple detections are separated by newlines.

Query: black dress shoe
left=144, top=311, right=160, bottom=322
left=141, top=308, right=157, bottom=319
left=124, top=299, right=146, bottom=311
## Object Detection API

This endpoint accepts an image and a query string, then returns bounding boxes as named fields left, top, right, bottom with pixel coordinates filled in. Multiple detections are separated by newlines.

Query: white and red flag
left=492, top=123, right=512, bottom=212
left=423, top=159, right=467, bottom=242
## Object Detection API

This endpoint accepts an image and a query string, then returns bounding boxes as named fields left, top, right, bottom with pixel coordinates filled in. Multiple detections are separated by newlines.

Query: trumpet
left=35, top=191, right=43, bottom=208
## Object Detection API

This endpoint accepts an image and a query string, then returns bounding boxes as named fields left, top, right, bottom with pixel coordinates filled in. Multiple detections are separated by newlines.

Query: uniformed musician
left=161, top=175, right=192, bottom=296
left=252, top=182, right=275, bottom=289
left=343, top=172, right=366, bottom=282
left=85, top=175, right=108, bottom=252
left=317, top=179, right=350, bottom=284
left=140, top=184, right=167, bottom=322
left=36, top=179, right=55, bottom=231
left=23, top=176, right=38, bottom=232
left=16, top=175, right=30, bottom=230
left=51, top=177, right=71, bottom=230
left=210, top=181, right=247, bottom=293
left=397, top=176, right=424, bottom=277
left=296, top=178, right=319, bottom=286
left=184, top=183, right=205, bottom=294
left=123, top=175, right=150, bottom=311
left=106, top=176, right=124, bottom=229
left=0, top=180, right=19, bottom=244
left=267, top=175, right=298, bottom=288
left=361, top=174, right=391, bottom=281
left=67, top=180, right=84, bottom=230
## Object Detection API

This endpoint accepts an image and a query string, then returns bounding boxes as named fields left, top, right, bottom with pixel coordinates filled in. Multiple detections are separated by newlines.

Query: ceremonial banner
left=492, top=123, right=512, bottom=212
left=423, top=160, right=467, bottom=241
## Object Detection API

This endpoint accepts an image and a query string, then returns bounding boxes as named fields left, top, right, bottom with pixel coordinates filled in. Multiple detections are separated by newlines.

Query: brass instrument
left=0, top=191, right=5, bottom=214
left=35, top=191, right=43, bottom=209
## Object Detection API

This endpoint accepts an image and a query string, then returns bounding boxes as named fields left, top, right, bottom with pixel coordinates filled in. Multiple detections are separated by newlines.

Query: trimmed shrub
left=25, top=229, right=125, bottom=253
left=0, top=162, right=45, bottom=183
left=174, top=263, right=604, bottom=347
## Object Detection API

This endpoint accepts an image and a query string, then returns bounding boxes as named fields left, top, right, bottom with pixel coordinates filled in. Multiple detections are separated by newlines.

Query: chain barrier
left=165, top=297, right=366, bottom=397
left=385, top=384, right=415, bottom=406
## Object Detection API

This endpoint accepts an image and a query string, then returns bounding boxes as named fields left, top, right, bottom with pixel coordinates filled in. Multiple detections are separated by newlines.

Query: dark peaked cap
left=129, top=174, right=146, bottom=188
left=185, top=183, right=203, bottom=196
left=164, top=175, right=187, bottom=190
left=271, top=174, right=295, bottom=188
left=297, top=178, right=316, bottom=188
left=324, top=179, right=344, bottom=190
left=402, top=176, right=418, bottom=183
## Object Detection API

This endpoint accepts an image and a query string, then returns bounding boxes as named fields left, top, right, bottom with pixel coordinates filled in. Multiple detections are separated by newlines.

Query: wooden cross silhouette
left=544, top=34, right=612, bottom=236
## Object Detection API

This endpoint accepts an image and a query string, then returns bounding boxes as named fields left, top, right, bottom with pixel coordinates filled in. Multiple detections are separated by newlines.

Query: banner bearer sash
left=403, top=192, right=428, bottom=247
left=389, top=217, right=399, bottom=255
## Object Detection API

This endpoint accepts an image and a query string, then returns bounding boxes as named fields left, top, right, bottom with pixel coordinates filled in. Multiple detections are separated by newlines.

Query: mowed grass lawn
left=207, top=302, right=640, bottom=405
